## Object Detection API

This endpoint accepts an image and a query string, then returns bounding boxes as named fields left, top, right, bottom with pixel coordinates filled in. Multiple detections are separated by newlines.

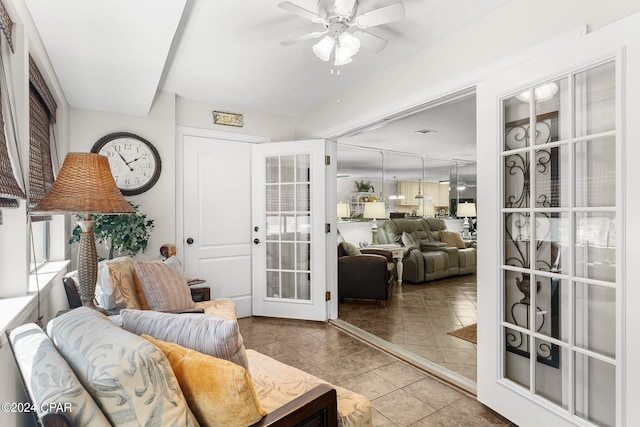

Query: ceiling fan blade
left=353, top=30, right=388, bottom=52
left=280, top=31, right=327, bottom=46
left=278, top=1, right=325, bottom=24
left=334, top=0, right=357, bottom=17
left=355, top=2, right=405, bottom=28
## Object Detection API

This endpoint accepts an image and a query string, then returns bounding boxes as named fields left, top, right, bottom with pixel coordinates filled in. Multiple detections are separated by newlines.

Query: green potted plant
left=355, top=180, right=372, bottom=192
left=68, top=201, right=155, bottom=260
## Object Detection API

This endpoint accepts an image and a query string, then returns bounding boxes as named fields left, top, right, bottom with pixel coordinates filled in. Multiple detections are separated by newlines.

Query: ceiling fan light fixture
left=312, top=36, right=335, bottom=61
left=333, top=32, right=360, bottom=65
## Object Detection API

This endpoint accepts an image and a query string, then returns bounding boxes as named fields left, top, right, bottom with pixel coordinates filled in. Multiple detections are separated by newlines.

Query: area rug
left=448, top=323, right=477, bottom=344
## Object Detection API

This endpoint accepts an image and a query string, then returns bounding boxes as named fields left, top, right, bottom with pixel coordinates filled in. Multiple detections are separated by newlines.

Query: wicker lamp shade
left=33, top=153, right=134, bottom=214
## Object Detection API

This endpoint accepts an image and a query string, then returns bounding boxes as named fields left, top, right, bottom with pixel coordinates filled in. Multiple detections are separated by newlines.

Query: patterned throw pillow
left=121, top=309, right=250, bottom=372
left=340, top=241, right=361, bottom=256
left=46, top=307, right=199, bottom=427
left=440, top=230, right=466, bottom=249
left=9, top=323, right=111, bottom=427
left=135, top=260, right=195, bottom=311
left=102, top=257, right=143, bottom=310
left=401, top=231, right=419, bottom=250
left=143, top=335, right=267, bottom=427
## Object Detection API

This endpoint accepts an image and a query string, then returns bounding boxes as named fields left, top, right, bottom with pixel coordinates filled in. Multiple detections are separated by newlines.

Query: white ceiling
left=25, top=0, right=509, bottom=117
left=337, top=92, right=476, bottom=184
left=25, top=0, right=506, bottom=184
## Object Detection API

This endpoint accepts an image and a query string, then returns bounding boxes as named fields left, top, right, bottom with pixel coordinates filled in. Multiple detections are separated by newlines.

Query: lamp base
left=462, top=217, right=471, bottom=239
left=76, top=220, right=106, bottom=315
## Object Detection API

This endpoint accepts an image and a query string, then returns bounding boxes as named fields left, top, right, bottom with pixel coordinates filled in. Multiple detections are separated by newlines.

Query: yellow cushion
left=440, top=230, right=466, bottom=249
left=143, top=335, right=267, bottom=427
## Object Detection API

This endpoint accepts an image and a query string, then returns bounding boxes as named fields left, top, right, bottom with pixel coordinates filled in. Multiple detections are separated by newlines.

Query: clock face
left=91, top=133, right=161, bottom=196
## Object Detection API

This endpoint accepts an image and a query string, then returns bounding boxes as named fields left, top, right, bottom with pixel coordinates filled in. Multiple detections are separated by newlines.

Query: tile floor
left=338, top=273, right=478, bottom=382
left=238, top=312, right=514, bottom=426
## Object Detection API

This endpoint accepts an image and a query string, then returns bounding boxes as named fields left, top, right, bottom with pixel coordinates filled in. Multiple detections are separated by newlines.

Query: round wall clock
left=91, top=132, right=161, bottom=196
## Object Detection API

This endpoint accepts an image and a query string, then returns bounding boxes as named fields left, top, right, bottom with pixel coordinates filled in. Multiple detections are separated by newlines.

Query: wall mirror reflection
left=335, top=90, right=479, bottom=386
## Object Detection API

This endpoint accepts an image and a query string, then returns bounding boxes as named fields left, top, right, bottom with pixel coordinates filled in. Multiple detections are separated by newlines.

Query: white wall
left=176, top=96, right=296, bottom=141
left=69, top=91, right=176, bottom=261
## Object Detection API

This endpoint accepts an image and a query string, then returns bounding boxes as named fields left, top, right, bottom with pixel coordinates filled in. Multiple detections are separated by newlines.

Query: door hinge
left=325, top=223, right=331, bottom=233
left=325, top=155, right=330, bottom=165
left=325, top=291, right=331, bottom=301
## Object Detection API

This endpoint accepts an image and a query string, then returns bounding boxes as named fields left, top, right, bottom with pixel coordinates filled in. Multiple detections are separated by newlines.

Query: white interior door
left=477, top=15, right=640, bottom=427
left=182, top=132, right=256, bottom=318
left=251, top=140, right=328, bottom=321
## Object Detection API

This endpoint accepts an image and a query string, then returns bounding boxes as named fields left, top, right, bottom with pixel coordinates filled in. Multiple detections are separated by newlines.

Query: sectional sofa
left=377, top=217, right=477, bottom=283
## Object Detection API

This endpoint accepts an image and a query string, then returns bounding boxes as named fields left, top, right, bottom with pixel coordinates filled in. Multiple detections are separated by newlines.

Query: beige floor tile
left=411, top=411, right=464, bottom=426
left=402, top=377, right=464, bottom=410
left=373, top=389, right=436, bottom=426
left=372, top=361, right=426, bottom=388
left=337, top=371, right=399, bottom=400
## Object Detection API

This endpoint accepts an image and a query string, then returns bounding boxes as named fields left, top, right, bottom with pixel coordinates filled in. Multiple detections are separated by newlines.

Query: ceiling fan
left=279, top=0, right=405, bottom=66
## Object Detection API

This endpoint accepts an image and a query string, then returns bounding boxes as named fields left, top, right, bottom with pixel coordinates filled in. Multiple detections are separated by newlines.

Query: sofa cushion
left=247, top=349, right=372, bottom=427
left=340, top=241, right=361, bottom=256
left=401, top=231, right=418, bottom=250
left=47, top=307, right=198, bottom=427
left=102, top=256, right=143, bottom=310
left=440, top=230, right=466, bottom=249
left=121, top=309, right=249, bottom=372
left=144, top=335, right=267, bottom=427
left=135, top=260, right=195, bottom=311
left=8, top=323, right=111, bottom=427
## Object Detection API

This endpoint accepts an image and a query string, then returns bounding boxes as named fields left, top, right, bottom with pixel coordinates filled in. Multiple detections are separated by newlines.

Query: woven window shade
left=29, top=85, right=54, bottom=208
left=0, top=63, right=24, bottom=205
left=29, top=57, right=56, bottom=121
left=0, top=1, right=13, bottom=53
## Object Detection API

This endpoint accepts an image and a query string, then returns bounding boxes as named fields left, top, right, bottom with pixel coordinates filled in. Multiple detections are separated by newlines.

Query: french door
left=251, top=140, right=329, bottom=321
left=477, top=14, right=640, bottom=426
left=180, top=129, right=330, bottom=321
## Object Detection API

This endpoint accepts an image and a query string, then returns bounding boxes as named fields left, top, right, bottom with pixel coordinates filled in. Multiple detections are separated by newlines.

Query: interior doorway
left=334, top=89, right=478, bottom=391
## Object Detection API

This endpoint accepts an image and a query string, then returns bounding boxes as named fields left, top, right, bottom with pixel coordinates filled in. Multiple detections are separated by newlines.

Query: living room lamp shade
left=337, top=202, right=350, bottom=219
left=33, top=153, right=135, bottom=312
left=363, top=202, right=386, bottom=244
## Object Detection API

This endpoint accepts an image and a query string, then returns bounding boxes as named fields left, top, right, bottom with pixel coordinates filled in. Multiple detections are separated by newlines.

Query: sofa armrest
left=41, top=413, right=73, bottom=427
left=360, top=248, right=392, bottom=262
left=251, top=384, right=338, bottom=427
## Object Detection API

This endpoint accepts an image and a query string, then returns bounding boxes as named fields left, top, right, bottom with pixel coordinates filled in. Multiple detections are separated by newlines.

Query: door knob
left=186, top=238, right=194, bottom=245
left=253, top=238, right=261, bottom=245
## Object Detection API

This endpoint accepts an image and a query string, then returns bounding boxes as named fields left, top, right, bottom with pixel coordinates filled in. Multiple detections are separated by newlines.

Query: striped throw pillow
left=120, top=309, right=250, bottom=373
left=134, top=260, right=195, bottom=311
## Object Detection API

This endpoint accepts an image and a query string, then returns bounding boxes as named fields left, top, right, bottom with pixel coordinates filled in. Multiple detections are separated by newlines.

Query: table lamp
left=457, top=202, right=476, bottom=239
left=337, top=202, right=350, bottom=220
left=363, top=201, right=386, bottom=244
left=33, top=153, right=135, bottom=311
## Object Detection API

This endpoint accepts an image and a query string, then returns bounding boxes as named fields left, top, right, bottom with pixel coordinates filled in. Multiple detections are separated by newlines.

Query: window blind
left=0, top=10, right=26, bottom=208
left=28, top=57, right=56, bottom=209
left=0, top=0, right=13, bottom=53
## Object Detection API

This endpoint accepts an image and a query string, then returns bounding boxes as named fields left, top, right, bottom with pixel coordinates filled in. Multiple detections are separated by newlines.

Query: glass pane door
left=265, top=154, right=311, bottom=301
left=501, top=61, right=617, bottom=426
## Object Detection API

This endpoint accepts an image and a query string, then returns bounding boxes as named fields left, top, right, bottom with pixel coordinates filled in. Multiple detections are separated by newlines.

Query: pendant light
left=415, top=179, right=424, bottom=199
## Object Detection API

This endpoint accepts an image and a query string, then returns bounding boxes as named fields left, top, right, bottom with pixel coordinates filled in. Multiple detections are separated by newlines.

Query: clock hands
left=116, top=151, right=134, bottom=172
